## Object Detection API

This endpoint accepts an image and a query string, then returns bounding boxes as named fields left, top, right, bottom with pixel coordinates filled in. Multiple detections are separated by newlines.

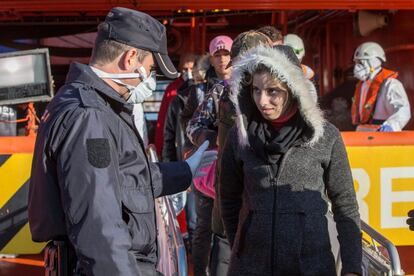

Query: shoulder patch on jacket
left=86, top=138, right=111, bottom=168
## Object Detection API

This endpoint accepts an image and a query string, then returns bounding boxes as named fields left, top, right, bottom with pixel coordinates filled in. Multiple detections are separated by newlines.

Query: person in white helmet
left=284, top=34, right=318, bottom=102
left=352, top=42, right=411, bottom=131
left=284, top=33, right=315, bottom=80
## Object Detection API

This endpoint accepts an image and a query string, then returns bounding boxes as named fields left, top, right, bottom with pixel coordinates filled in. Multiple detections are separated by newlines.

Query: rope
left=0, top=116, right=29, bottom=124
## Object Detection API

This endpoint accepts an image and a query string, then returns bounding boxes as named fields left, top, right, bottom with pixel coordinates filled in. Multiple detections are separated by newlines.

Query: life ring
left=167, top=27, right=183, bottom=54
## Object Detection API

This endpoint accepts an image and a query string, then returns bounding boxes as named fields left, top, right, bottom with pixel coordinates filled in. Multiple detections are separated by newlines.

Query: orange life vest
left=351, top=68, right=398, bottom=125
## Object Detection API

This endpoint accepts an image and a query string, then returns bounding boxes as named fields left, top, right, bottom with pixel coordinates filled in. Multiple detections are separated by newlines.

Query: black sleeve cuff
left=155, top=161, right=192, bottom=197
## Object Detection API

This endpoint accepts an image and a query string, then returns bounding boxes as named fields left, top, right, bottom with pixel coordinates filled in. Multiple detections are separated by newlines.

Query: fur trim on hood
left=229, top=45, right=325, bottom=147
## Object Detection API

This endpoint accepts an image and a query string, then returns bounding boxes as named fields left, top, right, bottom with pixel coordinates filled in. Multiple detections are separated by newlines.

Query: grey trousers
left=209, top=234, right=231, bottom=276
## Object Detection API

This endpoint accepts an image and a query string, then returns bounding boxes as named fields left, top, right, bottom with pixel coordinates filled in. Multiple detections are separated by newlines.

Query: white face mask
left=353, top=62, right=370, bottom=81
left=90, top=66, right=157, bottom=104
left=181, top=69, right=193, bottom=81
left=124, top=68, right=156, bottom=104
left=353, top=58, right=382, bottom=81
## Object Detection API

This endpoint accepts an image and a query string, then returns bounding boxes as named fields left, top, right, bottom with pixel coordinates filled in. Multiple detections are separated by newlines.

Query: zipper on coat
left=268, top=165, right=276, bottom=276
left=268, top=148, right=293, bottom=276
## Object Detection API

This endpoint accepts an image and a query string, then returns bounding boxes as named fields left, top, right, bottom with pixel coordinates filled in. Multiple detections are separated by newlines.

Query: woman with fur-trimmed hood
left=219, top=45, right=362, bottom=276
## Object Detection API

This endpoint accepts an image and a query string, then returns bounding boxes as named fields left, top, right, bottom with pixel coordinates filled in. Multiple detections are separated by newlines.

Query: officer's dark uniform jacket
left=28, top=62, right=192, bottom=276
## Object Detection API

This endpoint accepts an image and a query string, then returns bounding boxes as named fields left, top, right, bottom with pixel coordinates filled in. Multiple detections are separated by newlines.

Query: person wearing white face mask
left=130, top=68, right=156, bottom=146
left=352, top=42, right=411, bottom=131
left=155, top=52, right=196, bottom=155
left=181, top=67, right=194, bottom=81
left=90, top=65, right=156, bottom=145
left=28, top=7, right=217, bottom=276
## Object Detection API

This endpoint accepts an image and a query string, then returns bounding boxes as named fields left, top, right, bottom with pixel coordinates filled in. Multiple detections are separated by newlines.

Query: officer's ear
left=121, top=48, right=139, bottom=71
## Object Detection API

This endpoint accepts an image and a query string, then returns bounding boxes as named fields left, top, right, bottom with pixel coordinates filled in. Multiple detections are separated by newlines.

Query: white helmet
left=353, top=42, right=386, bottom=62
left=284, top=34, right=305, bottom=61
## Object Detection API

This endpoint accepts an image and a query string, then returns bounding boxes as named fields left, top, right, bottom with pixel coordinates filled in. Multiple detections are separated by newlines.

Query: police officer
left=28, top=7, right=215, bottom=276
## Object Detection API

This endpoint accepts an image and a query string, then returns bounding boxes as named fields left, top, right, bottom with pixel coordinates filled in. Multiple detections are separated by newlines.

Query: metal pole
left=190, top=15, right=196, bottom=52
left=279, top=11, right=288, bottom=35
left=201, top=12, right=207, bottom=54
left=324, top=22, right=332, bottom=96
left=271, top=11, right=277, bottom=26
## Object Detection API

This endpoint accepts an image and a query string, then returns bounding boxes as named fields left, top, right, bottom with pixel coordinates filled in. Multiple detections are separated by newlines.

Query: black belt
left=371, top=119, right=385, bottom=125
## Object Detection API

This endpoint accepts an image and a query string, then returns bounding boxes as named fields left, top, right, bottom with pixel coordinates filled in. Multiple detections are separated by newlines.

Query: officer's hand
left=407, top=209, right=414, bottom=231
left=185, top=141, right=217, bottom=178
left=378, top=124, right=393, bottom=132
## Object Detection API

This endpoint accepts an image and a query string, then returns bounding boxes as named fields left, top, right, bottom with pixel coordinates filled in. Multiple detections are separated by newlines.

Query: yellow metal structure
left=0, top=137, right=45, bottom=254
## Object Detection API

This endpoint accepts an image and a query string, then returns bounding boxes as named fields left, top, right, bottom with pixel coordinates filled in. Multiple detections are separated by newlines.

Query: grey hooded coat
left=219, top=46, right=362, bottom=276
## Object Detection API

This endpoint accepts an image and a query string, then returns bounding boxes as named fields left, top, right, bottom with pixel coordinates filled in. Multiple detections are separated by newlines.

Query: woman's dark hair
left=252, top=63, right=273, bottom=79
left=257, top=26, right=283, bottom=43
left=250, top=64, right=289, bottom=91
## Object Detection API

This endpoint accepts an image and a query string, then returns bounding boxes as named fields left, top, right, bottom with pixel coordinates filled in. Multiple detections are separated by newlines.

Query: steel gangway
left=328, top=212, right=404, bottom=276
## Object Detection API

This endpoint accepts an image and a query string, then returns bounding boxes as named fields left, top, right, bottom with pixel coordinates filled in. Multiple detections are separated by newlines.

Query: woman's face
left=252, top=72, right=290, bottom=121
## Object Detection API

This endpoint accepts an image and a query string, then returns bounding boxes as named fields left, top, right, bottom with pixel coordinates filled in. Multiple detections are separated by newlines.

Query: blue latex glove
left=378, top=124, right=393, bottom=132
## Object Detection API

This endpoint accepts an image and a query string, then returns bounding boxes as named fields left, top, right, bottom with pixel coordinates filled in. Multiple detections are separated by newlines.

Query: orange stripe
left=0, top=136, right=36, bottom=154
left=1, top=132, right=414, bottom=151
left=0, top=257, right=44, bottom=267
left=342, top=131, right=414, bottom=146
